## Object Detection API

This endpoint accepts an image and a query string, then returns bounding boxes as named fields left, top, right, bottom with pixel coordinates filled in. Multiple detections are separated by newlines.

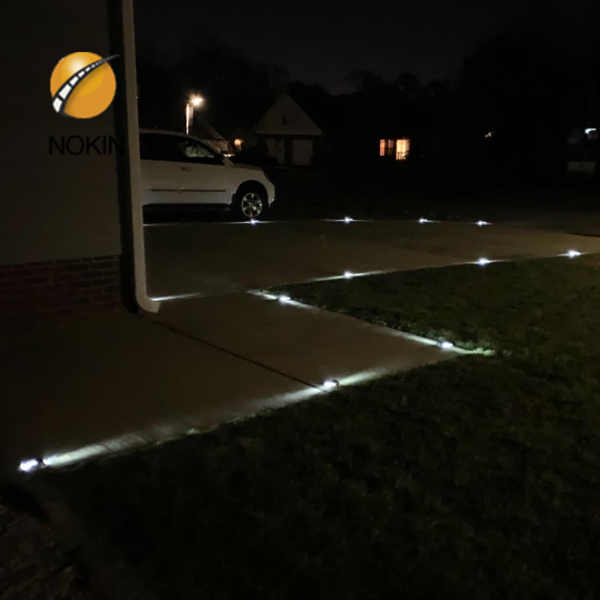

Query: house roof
left=255, top=94, right=322, bottom=136
left=192, top=119, right=227, bottom=141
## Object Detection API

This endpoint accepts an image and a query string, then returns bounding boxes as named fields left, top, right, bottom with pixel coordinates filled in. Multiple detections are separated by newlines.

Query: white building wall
left=0, top=3, right=121, bottom=265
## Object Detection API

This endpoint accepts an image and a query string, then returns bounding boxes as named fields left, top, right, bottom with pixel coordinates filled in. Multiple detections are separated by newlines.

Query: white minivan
left=140, top=129, right=275, bottom=220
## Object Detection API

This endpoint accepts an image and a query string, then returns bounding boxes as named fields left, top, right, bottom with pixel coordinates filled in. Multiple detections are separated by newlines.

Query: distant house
left=191, top=119, right=232, bottom=155
left=255, top=94, right=323, bottom=166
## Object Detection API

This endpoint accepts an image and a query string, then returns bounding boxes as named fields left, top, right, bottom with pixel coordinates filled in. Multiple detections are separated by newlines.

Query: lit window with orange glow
left=379, top=139, right=386, bottom=156
left=234, top=138, right=243, bottom=149
left=395, top=138, right=410, bottom=160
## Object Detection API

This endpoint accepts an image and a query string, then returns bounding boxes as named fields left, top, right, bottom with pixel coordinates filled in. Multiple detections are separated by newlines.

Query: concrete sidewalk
left=2, top=299, right=454, bottom=474
left=1, top=312, right=310, bottom=473
left=155, top=292, right=453, bottom=388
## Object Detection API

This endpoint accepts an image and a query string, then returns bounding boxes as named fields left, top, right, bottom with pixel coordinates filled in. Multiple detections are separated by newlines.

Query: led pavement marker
left=322, top=379, right=340, bottom=391
left=18, top=458, right=40, bottom=473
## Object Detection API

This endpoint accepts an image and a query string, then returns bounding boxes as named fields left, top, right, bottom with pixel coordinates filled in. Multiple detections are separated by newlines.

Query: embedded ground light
left=18, top=458, right=40, bottom=473
left=322, top=379, right=340, bottom=391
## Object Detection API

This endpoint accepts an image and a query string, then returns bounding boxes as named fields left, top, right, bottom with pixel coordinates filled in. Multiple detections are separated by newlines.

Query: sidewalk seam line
left=148, top=318, right=322, bottom=392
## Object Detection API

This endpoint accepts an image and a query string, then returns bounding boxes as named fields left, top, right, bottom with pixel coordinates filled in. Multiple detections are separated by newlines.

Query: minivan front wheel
left=233, top=185, right=267, bottom=220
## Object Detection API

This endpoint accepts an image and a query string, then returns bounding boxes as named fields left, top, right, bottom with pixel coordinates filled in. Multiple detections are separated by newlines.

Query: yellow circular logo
left=50, top=52, right=117, bottom=119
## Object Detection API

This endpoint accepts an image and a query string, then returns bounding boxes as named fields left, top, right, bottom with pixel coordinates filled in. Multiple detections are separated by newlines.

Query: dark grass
left=274, top=254, right=600, bottom=381
left=144, top=166, right=600, bottom=224
left=38, top=254, right=600, bottom=598
left=266, top=166, right=600, bottom=221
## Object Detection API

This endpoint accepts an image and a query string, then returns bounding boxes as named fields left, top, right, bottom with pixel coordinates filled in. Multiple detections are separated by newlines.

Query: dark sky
left=135, top=0, right=596, bottom=94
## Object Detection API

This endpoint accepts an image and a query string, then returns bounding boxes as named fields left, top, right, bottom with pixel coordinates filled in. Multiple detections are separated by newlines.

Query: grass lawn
left=274, top=254, right=600, bottom=379
left=39, top=255, right=600, bottom=598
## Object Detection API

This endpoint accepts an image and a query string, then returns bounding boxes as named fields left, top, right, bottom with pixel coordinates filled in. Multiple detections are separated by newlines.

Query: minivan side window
left=140, top=133, right=223, bottom=164
left=177, top=140, right=215, bottom=160
left=139, top=134, right=178, bottom=161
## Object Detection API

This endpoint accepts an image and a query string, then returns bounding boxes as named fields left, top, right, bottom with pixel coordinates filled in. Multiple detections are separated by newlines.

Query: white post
left=122, top=0, right=160, bottom=313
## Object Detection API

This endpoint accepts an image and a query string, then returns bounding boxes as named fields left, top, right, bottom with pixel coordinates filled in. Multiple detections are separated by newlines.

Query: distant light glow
left=379, top=138, right=410, bottom=160
left=18, top=459, right=40, bottom=473
left=249, top=218, right=257, bottom=226
left=322, top=379, right=340, bottom=391
left=344, top=271, right=354, bottom=279
left=395, top=138, right=410, bottom=161
left=278, top=294, right=291, bottom=304
left=477, top=257, right=491, bottom=266
left=585, top=128, right=597, bottom=135
left=186, top=94, right=205, bottom=134
left=323, top=218, right=369, bottom=224
left=566, top=249, right=581, bottom=258
left=233, top=138, right=243, bottom=148
left=418, top=217, right=432, bottom=224
left=440, top=341, right=454, bottom=350
left=476, top=220, right=491, bottom=226
left=485, top=131, right=494, bottom=139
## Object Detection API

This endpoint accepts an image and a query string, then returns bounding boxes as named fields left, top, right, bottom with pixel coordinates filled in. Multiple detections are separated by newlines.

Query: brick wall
left=0, top=255, right=123, bottom=316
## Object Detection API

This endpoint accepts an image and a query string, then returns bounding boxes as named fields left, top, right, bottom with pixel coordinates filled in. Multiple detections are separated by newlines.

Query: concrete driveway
left=145, top=219, right=600, bottom=298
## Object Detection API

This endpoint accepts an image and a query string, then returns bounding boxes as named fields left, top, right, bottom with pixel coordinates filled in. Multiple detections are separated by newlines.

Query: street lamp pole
left=185, top=94, right=204, bottom=135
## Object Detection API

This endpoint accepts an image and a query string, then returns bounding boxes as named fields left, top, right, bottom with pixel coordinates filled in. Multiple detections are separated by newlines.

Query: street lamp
left=185, top=94, right=204, bottom=135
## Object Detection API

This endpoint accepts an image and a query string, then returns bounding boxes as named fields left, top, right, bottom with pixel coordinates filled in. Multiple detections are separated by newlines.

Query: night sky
left=135, top=0, right=595, bottom=94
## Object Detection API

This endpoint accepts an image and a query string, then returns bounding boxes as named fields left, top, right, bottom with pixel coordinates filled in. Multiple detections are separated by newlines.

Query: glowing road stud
left=440, top=341, right=454, bottom=350
left=477, top=257, right=491, bottom=266
left=566, top=249, right=581, bottom=258
left=344, top=271, right=354, bottom=279
left=322, top=379, right=340, bottom=391
left=18, top=459, right=40, bottom=473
